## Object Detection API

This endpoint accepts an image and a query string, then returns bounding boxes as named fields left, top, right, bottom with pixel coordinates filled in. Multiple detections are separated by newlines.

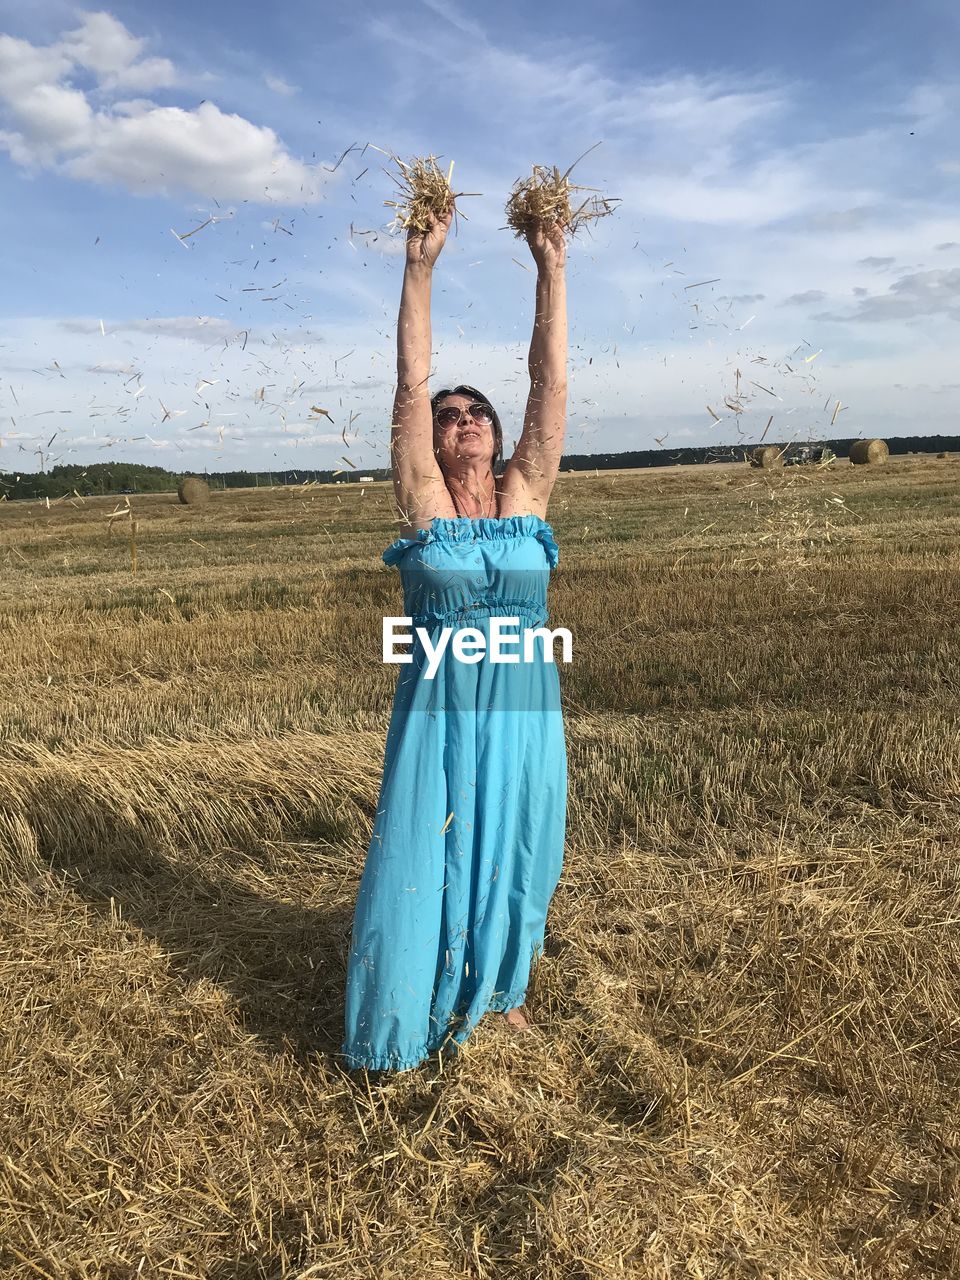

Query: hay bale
left=177, top=476, right=210, bottom=505
left=849, top=439, right=889, bottom=465
left=750, top=445, right=785, bottom=469
left=938, top=451, right=950, bottom=459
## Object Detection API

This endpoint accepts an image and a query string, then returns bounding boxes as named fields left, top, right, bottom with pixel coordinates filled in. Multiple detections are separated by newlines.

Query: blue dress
left=340, top=514, right=567, bottom=1072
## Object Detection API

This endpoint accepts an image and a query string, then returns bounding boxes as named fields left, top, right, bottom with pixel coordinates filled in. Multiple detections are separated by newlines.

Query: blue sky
left=0, top=0, right=958, bottom=474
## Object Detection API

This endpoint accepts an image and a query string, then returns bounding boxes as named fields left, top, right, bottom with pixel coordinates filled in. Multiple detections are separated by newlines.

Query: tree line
left=1, top=435, right=957, bottom=502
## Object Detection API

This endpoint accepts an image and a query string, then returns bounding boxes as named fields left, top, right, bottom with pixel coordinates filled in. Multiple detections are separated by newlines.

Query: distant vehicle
left=785, top=445, right=835, bottom=466
left=120, top=486, right=140, bottom=493
left=358, top=475, right=375, bottom=482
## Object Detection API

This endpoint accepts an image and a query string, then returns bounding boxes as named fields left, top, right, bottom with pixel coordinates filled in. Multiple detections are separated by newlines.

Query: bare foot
left=501, top=1005, right=532, bottom=1030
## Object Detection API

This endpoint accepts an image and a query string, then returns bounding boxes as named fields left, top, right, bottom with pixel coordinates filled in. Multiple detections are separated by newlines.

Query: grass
left=1, top=454, right=959, bottom=1277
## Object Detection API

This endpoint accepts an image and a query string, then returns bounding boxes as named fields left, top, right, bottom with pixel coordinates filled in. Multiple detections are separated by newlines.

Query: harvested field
left=2, top=455, right=959, bottom=1278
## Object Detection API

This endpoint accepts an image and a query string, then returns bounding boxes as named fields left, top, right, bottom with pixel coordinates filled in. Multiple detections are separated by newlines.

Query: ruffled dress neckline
left=383, top=514, right=559, bottom=568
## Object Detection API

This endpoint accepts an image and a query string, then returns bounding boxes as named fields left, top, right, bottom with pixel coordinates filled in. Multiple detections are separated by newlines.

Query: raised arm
left=499, top=222, right=568, bottom=518
left=389, top=209, right=455, bottom=533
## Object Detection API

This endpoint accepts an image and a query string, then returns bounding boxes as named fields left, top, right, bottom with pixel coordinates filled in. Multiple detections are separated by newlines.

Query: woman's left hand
left=526, top=219, right=567, bottom=274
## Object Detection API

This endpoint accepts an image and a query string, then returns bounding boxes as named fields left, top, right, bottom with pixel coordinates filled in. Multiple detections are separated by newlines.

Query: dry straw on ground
left=2, top=464, right=960, bottom=1278
left=383, top=154, right=480, bottom=235
left=177, top=476, right=210, bottom=505
left=505, top=148, right=619, bottom=238
left=849, top=438, right=889, bottom=465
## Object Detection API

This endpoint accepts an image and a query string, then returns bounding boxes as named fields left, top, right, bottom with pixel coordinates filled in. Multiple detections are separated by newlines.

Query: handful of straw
left=383, top=154, right=480, bottom=235
left=505, top=145, right=619, bottom=238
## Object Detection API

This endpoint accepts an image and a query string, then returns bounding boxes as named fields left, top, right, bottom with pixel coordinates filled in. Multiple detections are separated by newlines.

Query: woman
left=340, top=202, right=568, bottom=1072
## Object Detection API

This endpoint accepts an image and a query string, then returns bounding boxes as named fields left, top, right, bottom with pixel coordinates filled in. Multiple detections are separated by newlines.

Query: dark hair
left=431, top=384, right=504, bottom=471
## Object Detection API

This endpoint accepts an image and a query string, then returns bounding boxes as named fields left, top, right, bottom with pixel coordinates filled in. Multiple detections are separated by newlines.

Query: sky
left=0, top=0, right=958, bottom=476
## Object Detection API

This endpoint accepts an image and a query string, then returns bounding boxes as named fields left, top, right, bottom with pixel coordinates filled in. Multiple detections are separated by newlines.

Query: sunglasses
left=434, top=402, right=495, bottom=430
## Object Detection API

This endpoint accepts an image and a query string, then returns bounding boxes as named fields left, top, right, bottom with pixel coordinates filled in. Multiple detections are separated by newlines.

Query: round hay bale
left=849, top=438, right=889, bottom=465
left=937, top=451, right=950, bottom=459
left=177, top=476, right=211, bottom=505
left=751, top=445, right=785, bottom=469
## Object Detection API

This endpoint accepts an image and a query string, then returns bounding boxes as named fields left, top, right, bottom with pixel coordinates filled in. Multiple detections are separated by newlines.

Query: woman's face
left=432, top=394, right=496, bottom=472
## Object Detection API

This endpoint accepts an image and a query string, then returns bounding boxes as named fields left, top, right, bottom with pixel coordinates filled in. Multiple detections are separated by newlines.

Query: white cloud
left=365, top=14, right=880, bottom=232
left=87, top=358, right=139, bottom=373
left=1, top=81, right=94, bottom=164
left=781, top=290, right=827, bottom=306
left=63, top=100, right=324, bottom=201
left=59, top=12, right=175, bottom=91
left=0, top=13, right=327, bottom=203
left=903, top=82, right=960, bottom=126
left=111, top=98, right=159, bottom=117
left=815, top=267, right=960, bottom=323
left=800, top=207, right=879, bottom=232
left=4, top=305, right=960, bottom=465
left=264, top=73, right=298, bottom=96
left=62, top=315, right=241, bottom=343
left=621, top=214, right=960, bottom=330
left=417, top=0, right=484, bottom=38
left=616, top=156, right=838, bottom=227
left=0, top=34, right=73, bottom=97
left=373, top=14, right=788, bottom=158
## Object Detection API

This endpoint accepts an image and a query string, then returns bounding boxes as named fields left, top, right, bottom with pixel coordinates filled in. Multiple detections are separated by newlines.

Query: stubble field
left=1, top=455, right=959, bottom=1278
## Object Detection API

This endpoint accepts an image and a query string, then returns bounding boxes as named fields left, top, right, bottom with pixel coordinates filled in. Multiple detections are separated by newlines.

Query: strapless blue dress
left=340, top=515, right=567, bottom=1071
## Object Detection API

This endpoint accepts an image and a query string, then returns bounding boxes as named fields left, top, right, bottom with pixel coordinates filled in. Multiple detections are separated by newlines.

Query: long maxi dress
left=340, top=514, right=567, bottom=1072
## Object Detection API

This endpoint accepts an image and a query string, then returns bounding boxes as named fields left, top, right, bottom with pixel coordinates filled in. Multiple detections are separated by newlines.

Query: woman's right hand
left=405, top=206, right=453, bottom=270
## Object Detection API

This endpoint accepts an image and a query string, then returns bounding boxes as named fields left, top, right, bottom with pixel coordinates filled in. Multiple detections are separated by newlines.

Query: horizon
left=5, top=432, right=956, bottom=493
